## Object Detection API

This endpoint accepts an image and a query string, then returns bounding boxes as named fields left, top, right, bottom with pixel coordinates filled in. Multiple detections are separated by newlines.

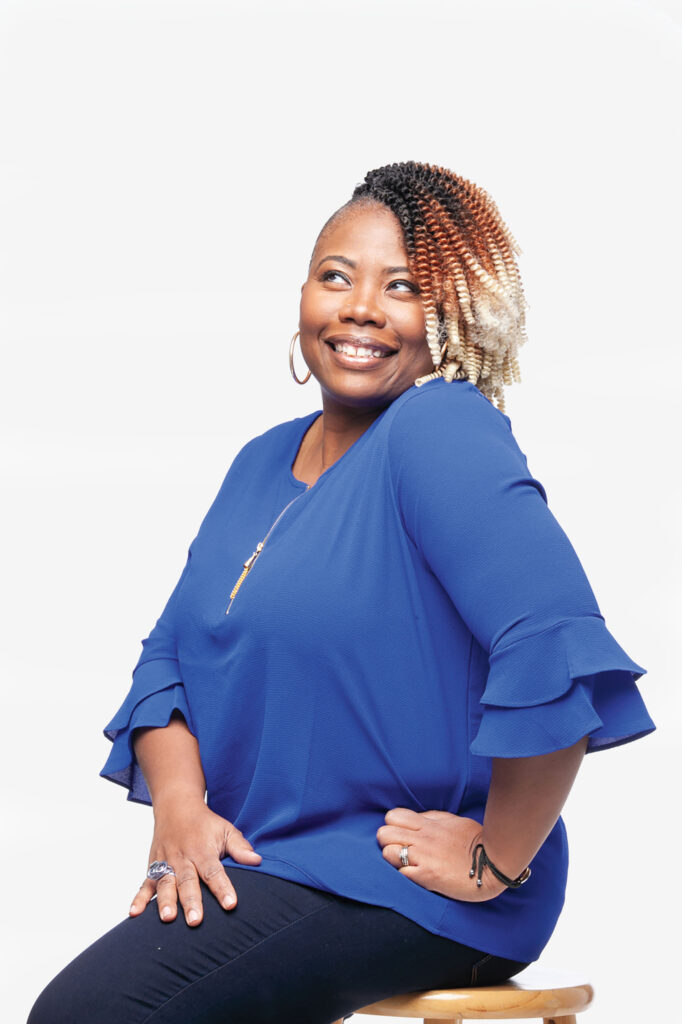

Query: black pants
left=27, top=866, right=531, bottom=1024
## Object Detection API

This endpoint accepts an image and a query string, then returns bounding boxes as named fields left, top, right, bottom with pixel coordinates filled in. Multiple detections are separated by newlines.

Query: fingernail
left=129, top=904, right=137, bottom=915
left=161, top=906, right=173, bottom=920
left=188, top=909, right=200, bottom=924
left=223, top=895, right=236, bottom=909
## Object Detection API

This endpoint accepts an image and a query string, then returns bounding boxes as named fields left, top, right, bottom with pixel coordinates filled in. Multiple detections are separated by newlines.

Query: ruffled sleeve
left=388, top=382, right=656, bottom=758
left=100, top=549, right=197, bottom=804
left=470, top=614, right=653, bottom=756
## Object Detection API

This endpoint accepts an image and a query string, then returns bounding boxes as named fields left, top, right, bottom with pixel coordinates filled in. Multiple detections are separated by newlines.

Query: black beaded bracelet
left=469, top=843, right=531, bottom=889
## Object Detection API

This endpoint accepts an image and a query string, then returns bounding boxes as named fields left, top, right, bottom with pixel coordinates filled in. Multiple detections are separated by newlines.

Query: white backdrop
left=1, top=1, right=679, bottom=1021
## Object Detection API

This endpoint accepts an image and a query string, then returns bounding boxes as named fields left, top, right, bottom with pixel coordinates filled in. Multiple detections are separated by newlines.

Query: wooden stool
left=334, top=965, right=594, bottom=1023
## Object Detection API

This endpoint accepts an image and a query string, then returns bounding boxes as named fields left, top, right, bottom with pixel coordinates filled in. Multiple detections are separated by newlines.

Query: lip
left=323, top=334, right=398, bottom=356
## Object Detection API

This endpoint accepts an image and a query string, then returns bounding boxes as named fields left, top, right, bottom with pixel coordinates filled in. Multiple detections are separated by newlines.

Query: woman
left=28, top=161, right=656, bottom=1024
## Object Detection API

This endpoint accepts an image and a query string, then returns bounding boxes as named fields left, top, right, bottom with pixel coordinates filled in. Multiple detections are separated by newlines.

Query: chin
left=320, top=376, right=411, bottom=410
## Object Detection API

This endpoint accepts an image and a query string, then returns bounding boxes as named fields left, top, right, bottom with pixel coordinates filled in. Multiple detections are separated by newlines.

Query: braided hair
left=316, top=161, right=528, bottom=414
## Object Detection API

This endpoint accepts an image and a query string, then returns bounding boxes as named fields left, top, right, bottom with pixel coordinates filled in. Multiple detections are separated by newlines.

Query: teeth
left=333, top=342, right=387, bottom=358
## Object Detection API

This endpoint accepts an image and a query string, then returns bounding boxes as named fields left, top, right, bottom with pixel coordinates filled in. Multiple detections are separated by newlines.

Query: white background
left=1, top=0, right=679, bottom=1021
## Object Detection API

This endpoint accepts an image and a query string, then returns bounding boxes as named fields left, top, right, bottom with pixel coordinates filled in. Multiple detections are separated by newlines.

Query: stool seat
left=349, top=965, right=593, bottom=1022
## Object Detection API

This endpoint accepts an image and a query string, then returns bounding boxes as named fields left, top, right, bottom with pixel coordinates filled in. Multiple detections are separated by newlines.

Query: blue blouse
left=101, top=378, right=655, bottom=962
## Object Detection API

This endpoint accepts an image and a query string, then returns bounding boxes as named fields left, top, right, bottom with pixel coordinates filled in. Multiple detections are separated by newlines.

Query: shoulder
left=387, top=379, right=522, bottom=471
left=386, top=380, right=549, bottom=538
left=390, top=378, right=511, bottom=435
left=209, top=412, right=315, bottom=500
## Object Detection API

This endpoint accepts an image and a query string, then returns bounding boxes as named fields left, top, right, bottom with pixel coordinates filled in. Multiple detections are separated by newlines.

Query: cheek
left=412, top=300, right=427, bottom=333
left=399, top=307, right=427, bottom=351
left=300, top=286, right=335, bottom=330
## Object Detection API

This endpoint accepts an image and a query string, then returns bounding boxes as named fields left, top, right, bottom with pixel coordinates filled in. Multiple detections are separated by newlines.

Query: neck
left=297, top=395, right=388, bottom=484
left=317, top=397, right=387, bottom=469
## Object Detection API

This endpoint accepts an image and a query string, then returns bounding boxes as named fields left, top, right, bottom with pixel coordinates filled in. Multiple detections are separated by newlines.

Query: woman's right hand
left=129, top=797, right=262, bottom=926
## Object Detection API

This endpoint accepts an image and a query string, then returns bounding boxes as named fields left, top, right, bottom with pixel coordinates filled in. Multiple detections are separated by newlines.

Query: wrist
left=478, top=830, right=531, bottom=881
left=471, top=833, right=531, bottom=890
left=152, top=784, right=206, bottom=817
left=461, top=834, right=507, bottom=901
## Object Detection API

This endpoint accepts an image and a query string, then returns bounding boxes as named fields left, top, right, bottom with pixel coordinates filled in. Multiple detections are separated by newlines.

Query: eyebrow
left=315, top=255, right=413, bottom=275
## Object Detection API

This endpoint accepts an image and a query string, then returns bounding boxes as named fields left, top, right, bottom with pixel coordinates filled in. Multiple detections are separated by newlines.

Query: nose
left=338, top=282, right=387, bottom=328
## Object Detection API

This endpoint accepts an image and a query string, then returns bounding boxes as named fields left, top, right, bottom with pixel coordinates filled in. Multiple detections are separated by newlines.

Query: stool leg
left=543, top=1017, right=577, bottom=1024
left=424, top=1018, right=463, bottom=1023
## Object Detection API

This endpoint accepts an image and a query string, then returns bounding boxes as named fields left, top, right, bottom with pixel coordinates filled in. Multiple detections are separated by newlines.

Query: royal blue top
left=101, top=378, right=656, bottom=962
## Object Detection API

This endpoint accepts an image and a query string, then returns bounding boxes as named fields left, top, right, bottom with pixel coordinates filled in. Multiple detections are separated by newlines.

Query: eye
left=388, top=279, right=419, bottom=294
left=321, top=269, right=350, bottom=284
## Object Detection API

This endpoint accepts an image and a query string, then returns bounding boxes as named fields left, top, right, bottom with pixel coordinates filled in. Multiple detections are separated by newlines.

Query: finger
left=376, top=824, right=421, bottom=847
left=155, top=871, right=179, bottom=923
left=382, top=842, right=421, bottom=869
left=224, top=825, right=263, bottom=864
left=384, top=807, right=422, bottom=827
left=196, top=858, right=238, bottom=911
left=175, top=863, right=205, bottom=926
left=129, top=878, right=156, bottom=917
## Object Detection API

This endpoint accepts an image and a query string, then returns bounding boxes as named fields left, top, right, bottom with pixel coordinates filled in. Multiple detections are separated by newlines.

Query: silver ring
left=400, top=845, right=410, bottom=867
left=147, top=860, right=176, bottom=882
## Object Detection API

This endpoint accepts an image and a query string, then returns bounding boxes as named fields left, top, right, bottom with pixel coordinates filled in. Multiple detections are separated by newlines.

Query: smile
left=325, top=340, right=397, bottom=363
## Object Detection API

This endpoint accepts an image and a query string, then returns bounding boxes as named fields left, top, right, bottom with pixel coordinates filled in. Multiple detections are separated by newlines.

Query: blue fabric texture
left=100, top=378, right=656, bottom=962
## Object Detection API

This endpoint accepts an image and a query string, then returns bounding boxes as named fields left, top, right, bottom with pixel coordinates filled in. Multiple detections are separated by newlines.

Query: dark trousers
left=27, top=866, right=531, bottom=1024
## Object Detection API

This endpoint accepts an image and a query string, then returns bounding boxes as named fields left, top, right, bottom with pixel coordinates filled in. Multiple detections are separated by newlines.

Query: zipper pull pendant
left=226, top=541, right=264, bottom=613
left=225, top=486, right=311, bottom=615
left=231, top=542, right=264, bottom=598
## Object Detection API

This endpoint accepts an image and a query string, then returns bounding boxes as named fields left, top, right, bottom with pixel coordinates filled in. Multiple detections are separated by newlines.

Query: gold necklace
left=225, top=483, right=312, bottom=615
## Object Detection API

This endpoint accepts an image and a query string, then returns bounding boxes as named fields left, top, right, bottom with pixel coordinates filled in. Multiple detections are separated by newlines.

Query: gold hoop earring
left=289, top=330, right=311, bottom=385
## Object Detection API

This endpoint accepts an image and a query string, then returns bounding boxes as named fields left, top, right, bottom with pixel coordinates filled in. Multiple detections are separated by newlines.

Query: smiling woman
left=290, top=162, right=528, bottom=486
left=306, top=162, right=527, bottom=406
left=28, top=162, right=655, bottom=1024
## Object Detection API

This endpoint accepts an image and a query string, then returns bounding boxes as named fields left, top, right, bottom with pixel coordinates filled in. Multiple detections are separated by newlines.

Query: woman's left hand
left=376, top=807, right=507, bottom=903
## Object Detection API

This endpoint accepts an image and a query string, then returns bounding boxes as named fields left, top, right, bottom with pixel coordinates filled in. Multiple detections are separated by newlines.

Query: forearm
left=132, top=710, right=206, bottom=812
left=480, top=734, right=589, bottom=879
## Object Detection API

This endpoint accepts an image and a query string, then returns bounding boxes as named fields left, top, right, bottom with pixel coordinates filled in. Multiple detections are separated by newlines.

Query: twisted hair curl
left=323, top=161, right=528, bottom=414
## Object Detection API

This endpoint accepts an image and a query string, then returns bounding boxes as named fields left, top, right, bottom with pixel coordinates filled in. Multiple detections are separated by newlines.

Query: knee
left=26, top=949, right=149, bottom=1024
left=27, top=967, right=97, bottom=1024
left=27, top=977, right=68, bottom=1024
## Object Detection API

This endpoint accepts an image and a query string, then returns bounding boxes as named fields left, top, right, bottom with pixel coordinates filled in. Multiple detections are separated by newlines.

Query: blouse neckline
left=286, top=385, right=423, bottom=490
